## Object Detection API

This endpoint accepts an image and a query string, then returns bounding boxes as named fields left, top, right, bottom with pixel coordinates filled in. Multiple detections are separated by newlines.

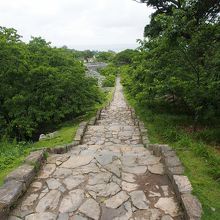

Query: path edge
left=0, top=94, right=114, bottom=219
left=131, top=105, right=203, bottom=220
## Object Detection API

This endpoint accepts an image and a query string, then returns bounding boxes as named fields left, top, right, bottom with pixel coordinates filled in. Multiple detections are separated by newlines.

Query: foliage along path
left=9, top=78, right=183, bottom=220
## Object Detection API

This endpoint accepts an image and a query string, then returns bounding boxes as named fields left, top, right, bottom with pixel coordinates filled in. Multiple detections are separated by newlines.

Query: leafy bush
left=0, top=27, right=103, bottom=140
left=121, top=1, right=220, bottom=127
left=100, top=64, right=118, bottom=87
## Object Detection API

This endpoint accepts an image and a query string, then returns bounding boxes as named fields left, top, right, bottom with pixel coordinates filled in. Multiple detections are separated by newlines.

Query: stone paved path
left=9, top=78, right=183, bottom=220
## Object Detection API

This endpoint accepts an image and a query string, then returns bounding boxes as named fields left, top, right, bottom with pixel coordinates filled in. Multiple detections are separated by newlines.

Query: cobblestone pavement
left=9, top=78, right=183, bottom=220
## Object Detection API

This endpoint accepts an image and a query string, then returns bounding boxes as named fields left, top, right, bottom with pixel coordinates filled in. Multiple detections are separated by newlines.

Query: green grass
left=0, top=120, right=78, bottom=185
left=31, top=121, right=79, bottom=149
left=0, top=88, right=114, bottom=185
left=125, top=95, right=220, bottom=220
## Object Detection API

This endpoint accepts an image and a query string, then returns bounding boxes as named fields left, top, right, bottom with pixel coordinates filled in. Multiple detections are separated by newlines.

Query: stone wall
left=0, top=106, right=105, bottom=219
left=134, top=110, right=203, bottom=220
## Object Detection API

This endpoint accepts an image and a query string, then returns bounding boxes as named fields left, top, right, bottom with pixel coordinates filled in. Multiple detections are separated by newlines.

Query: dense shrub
left=121, top=0, right=220, bottom=127
left=0, top=27, right=103, bottom=140
left=100, top=64, right=118, bottom=87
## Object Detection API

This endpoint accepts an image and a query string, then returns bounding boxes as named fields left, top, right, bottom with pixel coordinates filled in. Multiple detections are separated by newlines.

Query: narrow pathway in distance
left=9, top=78, right=183, bottom=220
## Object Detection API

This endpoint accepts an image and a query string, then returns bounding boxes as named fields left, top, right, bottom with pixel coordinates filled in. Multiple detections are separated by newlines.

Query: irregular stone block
left=5, top=164, right=35, bottom=187
left=139, top=121, right=145, bottom=128
left=104, top=191, right=129, bottom=209
left=59, top=189, right=84, bottom=213
left=164, top=156, right=182, bottom=168
left=173, top=175, right=193, bottom=196
left=0, top=180, right=23, bottom=207
left=148, top=163, right=164, bottom=175
left=0, top=202, right=9, bottom=220
left=79, top=198, right=100, bottom=220
left=39, top=134, right=46, bottom=141
left=134, top=119, right=139, bottom=126
left=130, top=190, right=149, bottom=209
left=155, top=197, right=180, bottom=217
left=36, top=190, right=61, bottom=212
left=88, top=117, right=96, bottom=125
left=181, top=194, right=202, bottom=220
left=160, top=145, right=172, bottom=154
left=66, top=141, right=79, bottom=151
left=148, top=144, right=161, bottom=156
left=25, top=212, right=57, bottom=220
left=96, top=110, right=101, bottom=120
left=167, top=166, right=185, bottom=176
left=74, top=133, right=82, bottom=141
left=142, top=136, right=150, bottom=146
left=25, top=150, right=45, bottom=165
left=163, top=150, right=177, bottom=158
left=79, top=121, right=88, bottom=131
left=61, top=155, right=94, bottom=169
left=140, top=128, right=148, bottom=135
left=48, top=145, right=67, bottom=154
left=38, top=164, right=56, bottom=179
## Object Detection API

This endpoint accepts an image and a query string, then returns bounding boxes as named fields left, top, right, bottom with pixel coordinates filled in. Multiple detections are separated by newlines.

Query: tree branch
left=132, top=0, right=145, bottom=3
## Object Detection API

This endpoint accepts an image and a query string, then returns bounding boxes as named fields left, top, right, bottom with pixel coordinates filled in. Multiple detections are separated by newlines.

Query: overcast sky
left=0, top=0, right=153, bottom=51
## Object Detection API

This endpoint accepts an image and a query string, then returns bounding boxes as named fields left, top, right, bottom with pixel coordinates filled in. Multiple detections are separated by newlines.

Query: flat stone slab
left=88, top=172, right=112, bottom=185
left=122, top=181, right=138, bottom=192
left=0, top=180, right=23, bottom=206
left=59, top=189, right=84, bottom=213
left=79, top=198, right=100, bottom=220
left=61, top=155, right=94, bottom=169
left=121, top=172, right=136, bottom=183
left=25, top=212, right=57, bottom=220
left=181, top=193, right=202, bottom=219
left=46, top=178, right=62, bottom=190
left=173, top=175, right=192, bottom=194
left=148, top=163, right=164, bottom=175
left=130, top=190, right=149, bottom=209
left=155, top=197, right=179, bottom=217
left=20, top=194, right=38, bottom=211
left=104, top=191, right=129, bottom=209
left=5, top=164, right=35, bottom=186
left=122, top=166, right=147, bottom=174
left=36, top=190, right=61, bottom=212
left=63, top=175, right=85, bottom=190
left=25, top=150, right=45, bottom=164
left=86, top=182, right=120, bottom=197
left=52, top=168, right=72, bottom=179
left=38, top=164, right=56, bottom=179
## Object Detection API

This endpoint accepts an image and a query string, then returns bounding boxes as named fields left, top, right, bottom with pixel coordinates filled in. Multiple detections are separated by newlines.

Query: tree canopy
left=0, top=27, right=103, bottom=140
left=121, top=0, right=220, bottom=126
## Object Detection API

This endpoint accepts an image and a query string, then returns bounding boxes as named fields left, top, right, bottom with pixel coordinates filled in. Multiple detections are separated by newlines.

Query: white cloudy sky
left=0, top=0, right=153, bottom=51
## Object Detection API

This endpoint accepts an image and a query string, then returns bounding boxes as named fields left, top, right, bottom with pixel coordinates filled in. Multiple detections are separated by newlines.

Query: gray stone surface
left=25, top=212, right=57, bottom=220
left=63, top=175, right=85, bottom=190
left=25, top=150, right=45, bottom=164
left=46, top=178, right=62, bottom=190
left=0, top=180, right=23, bottom=206
left=61, top=155, right=94, bottom=169
left=173, top=175, right=192, bottom=194
left=7, top=77, right=187, bottom=220
left=35, top=190, right=61, bottom=212
left=130, top=191, right=149, bottom=209
left=79, top=198, right=100, bottom=220
left=155, top=197, right=179, bottom=217
left=148, top=163, right=164, bottom=175
left=181, top=193, right=202, bottom=220
left=38, top=164, right=56, bottom=179
left=59, top=189, right=84, bottom=213
left=105, top=191, right=129, bottom=209
left=5, top=164, right=35, bottom=186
